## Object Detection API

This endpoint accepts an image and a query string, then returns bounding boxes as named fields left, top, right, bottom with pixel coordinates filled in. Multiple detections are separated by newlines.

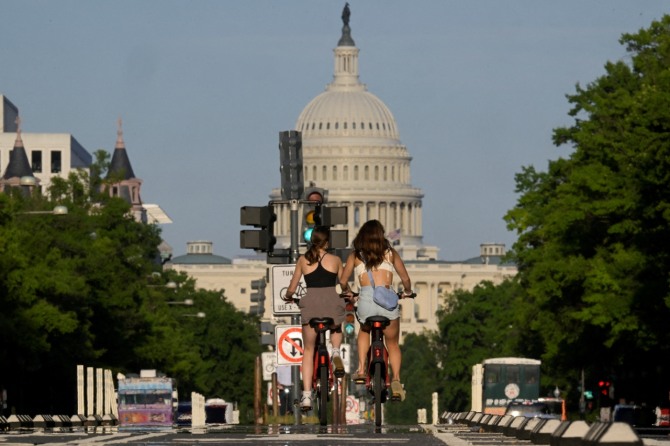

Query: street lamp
left=20, top=205, right=68, bottom=215
left=20, top=176, right=36, bottom=186
left=182, top=312, right=206, bottom=318
left=167, top=299, right=194, bottom=306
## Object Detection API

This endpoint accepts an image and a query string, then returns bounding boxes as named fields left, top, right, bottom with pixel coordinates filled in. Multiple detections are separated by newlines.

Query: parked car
left=175, top=401, right=192, bottom=427
left=505, top=398, right=563, bottom=419
left=612, top=404, right=655, bottom=427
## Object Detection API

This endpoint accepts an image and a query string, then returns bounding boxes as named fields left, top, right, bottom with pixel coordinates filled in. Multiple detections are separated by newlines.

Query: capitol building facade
left=168, top=9, right=517, bottom=339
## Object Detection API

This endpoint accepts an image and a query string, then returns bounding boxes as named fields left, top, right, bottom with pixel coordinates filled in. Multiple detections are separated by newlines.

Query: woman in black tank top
left=285, top=226, right=345, bottom=410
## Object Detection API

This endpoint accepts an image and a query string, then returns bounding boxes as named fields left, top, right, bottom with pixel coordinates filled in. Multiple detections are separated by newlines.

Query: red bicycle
left=347, top=291, right=415, bottom=426
left=308, top=317, right=344, bottom=426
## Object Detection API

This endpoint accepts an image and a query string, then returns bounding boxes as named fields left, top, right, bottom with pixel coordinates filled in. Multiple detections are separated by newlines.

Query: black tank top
left=304, top=254, right=338, bottom=288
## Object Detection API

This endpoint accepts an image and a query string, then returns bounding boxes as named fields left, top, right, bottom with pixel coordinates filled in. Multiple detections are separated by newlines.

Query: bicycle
left=280, top=283, right=307, bottom=302
left=344, top=290, right=415, bottom=427
left=307, top=317, right=345, bottom=426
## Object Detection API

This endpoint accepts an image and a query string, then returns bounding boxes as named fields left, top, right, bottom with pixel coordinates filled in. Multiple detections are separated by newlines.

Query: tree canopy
left=0, top=164, right=262, bottom=420
left=504, top=14, right=670, bottom=406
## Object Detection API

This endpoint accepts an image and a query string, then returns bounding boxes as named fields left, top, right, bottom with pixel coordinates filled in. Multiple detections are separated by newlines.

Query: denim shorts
left=355, top=286, right=400, bottom=323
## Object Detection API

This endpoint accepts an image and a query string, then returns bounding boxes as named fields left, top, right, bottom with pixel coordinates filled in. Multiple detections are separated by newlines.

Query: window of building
left=31, top=150, right=42, bottom=173
left=51, top=150, right=62, bottom=173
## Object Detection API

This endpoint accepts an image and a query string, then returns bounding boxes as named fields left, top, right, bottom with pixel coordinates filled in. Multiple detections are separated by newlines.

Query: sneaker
left=300, top=392, right=312, bottom=411
left=391, top=380, right=406, bottom=401
left=332, top=355, right=345, bottom=378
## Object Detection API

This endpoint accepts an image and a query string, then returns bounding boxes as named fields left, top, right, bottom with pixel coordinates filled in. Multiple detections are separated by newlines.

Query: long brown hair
left=305, top=226, right=329, bottom=264
left=353, top=220, right=391, bottom=270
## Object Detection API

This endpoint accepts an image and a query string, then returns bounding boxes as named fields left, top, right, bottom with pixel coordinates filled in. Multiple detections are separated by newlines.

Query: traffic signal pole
left=290, top=200, right=300, bottom=264
left=289, top=198, right=302, bottom=424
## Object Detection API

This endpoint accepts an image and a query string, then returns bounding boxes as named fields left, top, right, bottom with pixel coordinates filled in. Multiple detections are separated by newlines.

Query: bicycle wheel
left=373, top=362, right=383, bottom=427
left=319, top=365, right=328, bottom=426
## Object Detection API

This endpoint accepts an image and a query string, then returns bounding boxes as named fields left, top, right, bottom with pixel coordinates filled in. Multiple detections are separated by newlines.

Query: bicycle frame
left=308, top=317, right=336, bottom=426
left=362, top=315, right=391, bottom=427
left=364, top=316, right=391, bottom=393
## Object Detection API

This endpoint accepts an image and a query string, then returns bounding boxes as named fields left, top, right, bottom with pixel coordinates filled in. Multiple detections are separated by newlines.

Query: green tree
left=432, top=280, right=528, bottom=412
left=384, top=333, right=442, bottom=424
left=504, top=15, right=670, bottom=406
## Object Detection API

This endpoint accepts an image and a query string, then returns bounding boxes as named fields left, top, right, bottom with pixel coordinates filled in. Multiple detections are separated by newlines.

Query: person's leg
left=384, top=319, right=405, bottom=400
left=356, top=326, right=371, bottom=375
left=330, top=325, right=345, bottom=374
left=384, top=319, right=401, bottom=382
left=301, top=324, right=317, bottom=391
left=330, top=325, right=342, bottom=351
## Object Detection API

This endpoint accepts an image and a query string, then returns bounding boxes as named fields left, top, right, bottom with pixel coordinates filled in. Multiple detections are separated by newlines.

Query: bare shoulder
left=324, top=252, right=343, bottom=267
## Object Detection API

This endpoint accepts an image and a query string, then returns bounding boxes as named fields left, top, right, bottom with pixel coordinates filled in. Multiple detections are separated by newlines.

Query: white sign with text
left=271, top=264, right=302, bottom=315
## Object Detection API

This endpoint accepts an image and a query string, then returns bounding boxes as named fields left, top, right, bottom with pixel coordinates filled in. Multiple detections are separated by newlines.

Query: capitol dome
left=270, top=5, right=439, bottom=261
left=296, top=90, right=400, bottom=142
left=295, top=17, right=400, bottom=145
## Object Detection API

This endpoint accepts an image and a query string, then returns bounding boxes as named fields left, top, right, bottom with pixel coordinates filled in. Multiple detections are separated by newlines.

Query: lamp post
left=167, top=299, right=194, bottom=306
left=20, top=205, right=68, bottom=215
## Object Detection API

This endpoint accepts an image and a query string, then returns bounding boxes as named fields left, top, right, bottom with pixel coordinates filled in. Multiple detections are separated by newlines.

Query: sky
left=2, top=1, right=668, bottom=261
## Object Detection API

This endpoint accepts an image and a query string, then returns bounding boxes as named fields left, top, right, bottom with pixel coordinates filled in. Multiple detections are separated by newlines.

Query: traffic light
left=598, top=379, right=611, bottom=396
left=344, top=302, right=356, bottom=335
left=302, top=187, right=326, bottom=244
left=240, top=205, right=276, bottom=252
left=322, top=206, right=348, bottom=249
left=249, top=278, right=266, bottom=316
left=279, top=130, right=304, bottom=200
left=260, top=321, right=275, bottom=346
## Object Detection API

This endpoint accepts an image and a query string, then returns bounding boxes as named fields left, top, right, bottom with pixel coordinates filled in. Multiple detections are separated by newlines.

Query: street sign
left=271, top=265, right=302, bottom=315
left=340, top=343, right=351, bottom=374
left=275, top=325, right=303, bottom=365
left=261, top=351, right=277, bottom=381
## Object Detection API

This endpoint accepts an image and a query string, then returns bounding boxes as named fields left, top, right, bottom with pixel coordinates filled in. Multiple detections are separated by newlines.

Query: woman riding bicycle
left=339, top=219, right=413, bottom=401
left=284, top=226, right=345, bottom=410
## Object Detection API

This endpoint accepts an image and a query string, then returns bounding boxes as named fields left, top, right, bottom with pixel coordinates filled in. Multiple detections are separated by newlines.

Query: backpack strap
left=367, top=270, right=376, bottom=287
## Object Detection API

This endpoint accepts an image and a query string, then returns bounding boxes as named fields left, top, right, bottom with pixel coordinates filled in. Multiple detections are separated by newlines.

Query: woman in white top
left=339, top=219, right=413, bottom=400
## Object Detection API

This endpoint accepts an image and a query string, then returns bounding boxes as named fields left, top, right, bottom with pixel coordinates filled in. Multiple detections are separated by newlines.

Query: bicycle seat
left=365, top=315, right=391, bottom=326
left=309, top=317, right=334, bottom=328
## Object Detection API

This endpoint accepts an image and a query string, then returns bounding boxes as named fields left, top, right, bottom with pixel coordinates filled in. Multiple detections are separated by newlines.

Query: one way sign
left=275, top=325, right=303, bottom=365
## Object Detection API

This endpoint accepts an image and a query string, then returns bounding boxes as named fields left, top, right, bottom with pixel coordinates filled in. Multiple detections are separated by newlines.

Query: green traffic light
left=303, top=227, right=314, bottom=243
left=344, top=323, right=355, bottom=335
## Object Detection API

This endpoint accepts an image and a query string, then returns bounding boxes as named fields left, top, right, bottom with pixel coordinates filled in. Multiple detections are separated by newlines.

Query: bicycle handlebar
left=339, top=291, right=416, bottom=299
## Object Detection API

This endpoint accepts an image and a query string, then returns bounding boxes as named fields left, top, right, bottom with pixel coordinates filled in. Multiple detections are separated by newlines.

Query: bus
left=117, top=370, right=176, bottom=430
left=472, top=357, right=541, bottom=414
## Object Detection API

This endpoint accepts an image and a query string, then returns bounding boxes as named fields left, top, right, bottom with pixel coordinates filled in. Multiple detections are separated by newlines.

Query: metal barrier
left=437, top=411, right=644, bottom=445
